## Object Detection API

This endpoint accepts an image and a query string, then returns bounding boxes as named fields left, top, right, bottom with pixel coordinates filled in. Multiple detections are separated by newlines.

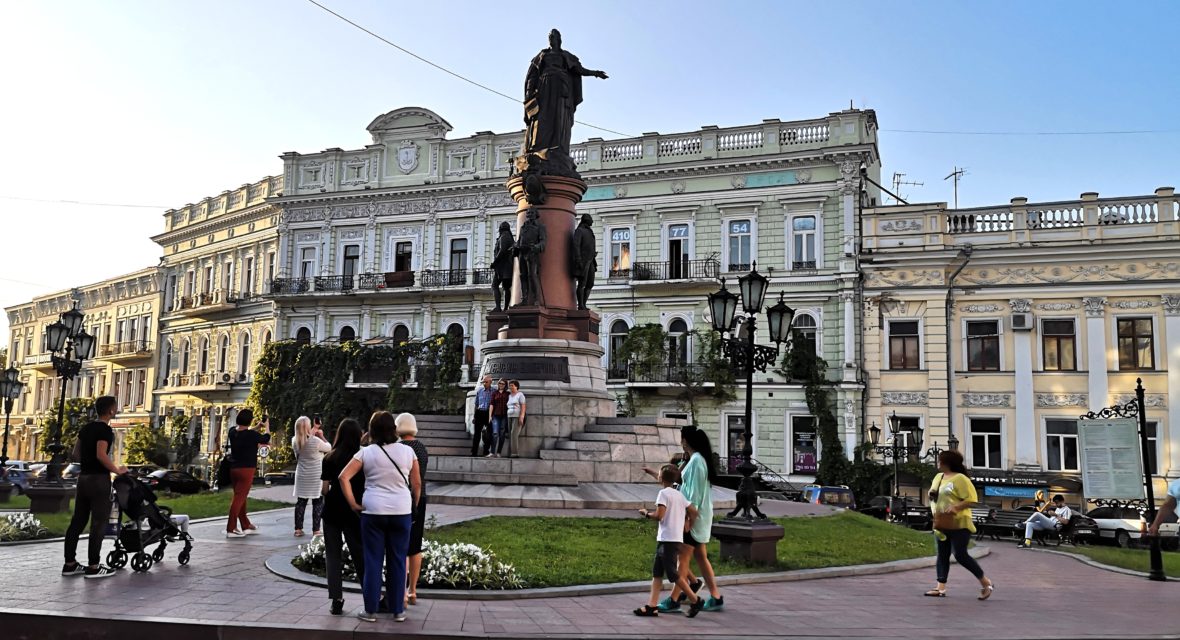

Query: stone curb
left=265, top=545, right=991, bottom=600
left=1032, top=546, right=1178, bottom=582
left=0, top=506, right=292, bottom=547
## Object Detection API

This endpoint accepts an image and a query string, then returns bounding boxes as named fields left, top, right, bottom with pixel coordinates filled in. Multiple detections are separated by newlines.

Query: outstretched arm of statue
left=572, top=60, right=607, bottom=79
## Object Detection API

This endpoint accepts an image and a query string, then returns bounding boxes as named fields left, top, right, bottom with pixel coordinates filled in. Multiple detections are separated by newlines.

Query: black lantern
left=737, top=262, right=769, bottom=314
left=868, top=422, right=881, bottom=446
left=72, top=330, right=95, bottom=361
left=1, top=366, right=18, bottom=387
left=947, top=433, right=960, bottom=452
left=60, top=305, right=85, bottom=336
left=707, top=279, right=739, bottom=334
left=45, top=320, right=70, bottom=353
left=913, top=424, right=924, bottom=450
left=765, top=292, right=795, bottom=346
left=887, top=411, right=901, bottom=437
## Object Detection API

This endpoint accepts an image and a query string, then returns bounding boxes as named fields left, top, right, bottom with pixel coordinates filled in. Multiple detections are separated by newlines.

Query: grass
left=1060, top=544, right=1180, bottom=578
left=426, top=511, right=935, bottom=587
left=2, top=491, right=288, bottom=538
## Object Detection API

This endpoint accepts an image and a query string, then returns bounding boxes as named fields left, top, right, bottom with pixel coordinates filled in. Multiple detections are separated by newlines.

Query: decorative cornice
left=1109, top=300, right=1154, bottom=309
left=1008, top=299, right=1032, bottom=313
left=1036, top=393, right=1087, bottom=408
left=880, top=219, right=922, bottom=233
left=1082, top=297, right=1107, bottom=317
left=1038, top=302, right=1076, bottom=311
left=961, top=393, right=1011, bottom=408
left=1112, top=393, right=1167, bottom=408
left=960, top=303, right=1002, bottom=313
left=882, top=392, right=928, bottom=406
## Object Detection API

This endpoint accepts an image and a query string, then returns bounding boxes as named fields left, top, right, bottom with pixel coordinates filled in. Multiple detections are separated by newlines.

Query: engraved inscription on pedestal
left=485, top=356, right=571, bottom=382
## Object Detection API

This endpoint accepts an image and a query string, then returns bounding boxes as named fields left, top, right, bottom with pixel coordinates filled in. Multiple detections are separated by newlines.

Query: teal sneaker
left=701, top=596, right=725, bottom=612
left=656, top=596, right=681, bottom=613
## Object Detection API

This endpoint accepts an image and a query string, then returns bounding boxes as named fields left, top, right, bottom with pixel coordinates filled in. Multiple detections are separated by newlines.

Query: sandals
left=978, top=581, right=995, bottom=601
left=633, top=605, right=659, bottom=617
left=294, top=530, right=305, bottom=537
left=924, top=589, right=946, bottom=598
left=407, top=593, right=418, bottom=605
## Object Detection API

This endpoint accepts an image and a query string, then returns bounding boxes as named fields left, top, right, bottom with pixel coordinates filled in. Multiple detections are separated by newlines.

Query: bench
left=975, top=510, right=1091, bottom=546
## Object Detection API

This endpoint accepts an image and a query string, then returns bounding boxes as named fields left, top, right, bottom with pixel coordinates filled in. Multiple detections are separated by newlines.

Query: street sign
left=258, top=445, right=270, bottom=460
left=1078, top=418, right=1143, bottom=500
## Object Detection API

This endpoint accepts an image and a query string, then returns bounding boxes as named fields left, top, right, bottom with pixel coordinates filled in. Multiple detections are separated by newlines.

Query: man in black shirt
left=62, top=395, right=127, bottom=579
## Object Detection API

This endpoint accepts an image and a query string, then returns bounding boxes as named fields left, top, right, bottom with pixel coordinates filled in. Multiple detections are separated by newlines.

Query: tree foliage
left=125, top=423, right=170, bottom=467
left=615, top=324, right=736, bottom=426
left=38, top=397, right=94, bottom=457
left=169, top=413, right=201, bottom=469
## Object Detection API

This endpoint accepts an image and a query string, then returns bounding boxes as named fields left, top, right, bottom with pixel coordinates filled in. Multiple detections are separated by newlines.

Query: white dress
left=292, top=435, right=332, bottom=499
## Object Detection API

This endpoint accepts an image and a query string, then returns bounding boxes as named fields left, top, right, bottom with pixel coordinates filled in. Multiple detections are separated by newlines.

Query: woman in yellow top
left=926, top=450, right=994, bottom=600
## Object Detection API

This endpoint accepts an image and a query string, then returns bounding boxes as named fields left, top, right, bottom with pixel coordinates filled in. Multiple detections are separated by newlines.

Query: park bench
left=974, top=509, right=1095, bottom=546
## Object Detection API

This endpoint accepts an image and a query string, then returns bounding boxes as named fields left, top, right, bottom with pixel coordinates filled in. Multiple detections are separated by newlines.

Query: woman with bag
left=321, top=418, right=365, bottom=615
left=339, top=411, right=421, bottom=623
left=292, top=416, right=332, bottom=537
left=926, top=449, right=993, bottom=600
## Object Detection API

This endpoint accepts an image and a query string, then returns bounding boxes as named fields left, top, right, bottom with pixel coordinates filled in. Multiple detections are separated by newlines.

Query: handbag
left=376, top=443, right=418, bottom=511
left=217, top=434, right=235, bottom=488
left=930, top=473, right=961, bottom=532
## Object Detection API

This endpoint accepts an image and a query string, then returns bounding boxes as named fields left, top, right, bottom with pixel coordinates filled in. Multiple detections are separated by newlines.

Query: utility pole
left=944, top=166, right=966, bottom=208
left=890, top=172, right=923, bottom=204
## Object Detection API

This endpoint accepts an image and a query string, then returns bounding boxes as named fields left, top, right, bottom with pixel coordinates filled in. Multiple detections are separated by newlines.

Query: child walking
left=634, top=465, right=705, bottom=618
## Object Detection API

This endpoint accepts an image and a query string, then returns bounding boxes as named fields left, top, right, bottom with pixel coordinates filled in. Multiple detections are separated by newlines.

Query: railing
left=571, top=147, right=588, bottom=164
left=271, top=278, right=310, bottom=294
left=631, top=259, right=720, bottom=281
left=380, top=270, right=415, bottom=288
left=353, top=366, right=399, bottom=384
left=658, top=135, right=702, bottom=157
left=98, top=341, right=153, bottom=357
left=1099, top=198, right=1158, bottom=224
left=628, top=363, right=709, bottom=384
left=727, top=262, right=752, bottom=272
left=608, top=268, right=631, bottom=280
left=752, top=458, right=805, bottom=498
left=602, top=141, right=642, bottom=163
left=717, top=129, right=763, bottom=151
left=791, top=260, right=817, bottom=270
left=1028, top=206, right=1084, bottom=229
left=419, top=269, right=468, bottom=288
left=780, top=122, right=830, bottom=146
left=314, top=275, right=359, bottom=292
left=606, top=365, right=629, bottom=380
left=945, top=208, right=1013, bottom=233
left=472, top=269, right=494, bottom=285
left=944, top=192, right=1179, bottom=236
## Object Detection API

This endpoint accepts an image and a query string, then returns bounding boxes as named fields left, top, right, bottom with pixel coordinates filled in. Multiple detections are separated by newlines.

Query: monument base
left=470, top=338, right=615, bottom=459
left=712, top=519, right=785, bottom=565
left=486, top=307, right=599, bottom=343
left=25, top=483, right=73, bottom=514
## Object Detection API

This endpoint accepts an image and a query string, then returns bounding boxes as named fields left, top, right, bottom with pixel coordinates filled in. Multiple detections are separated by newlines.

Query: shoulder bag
left=375, top=443, right=419, bottom=511
left=930, top=473, right=960, bottom=532
left=217, top=432, right=235, bottom=488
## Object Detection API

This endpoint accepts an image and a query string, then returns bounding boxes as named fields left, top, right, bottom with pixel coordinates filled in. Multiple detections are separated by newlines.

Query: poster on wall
left=1078, top=418, right=1144, bottom=500
left=726, top=415, right=746, bottom=474
left=792, top=416, right=817, bottom=474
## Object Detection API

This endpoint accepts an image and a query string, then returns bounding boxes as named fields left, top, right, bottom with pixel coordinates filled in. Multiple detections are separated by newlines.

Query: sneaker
left=689, top=578, right=704, bottom=594
left=244, top=527, right=260, bottom=536
left=394, top=612, right=407, bottom=622
left=62, top=563, right=85, bottom=577
left=357, top=611, right=377, bottom=623
left=701, top=596, right=724, bottom=612
left=330, top=599, right=344, bottom=615
left=226, top=530, right=247, bottom=538
left=686, top=596, right=706, bottom=618
left=84, top=565, right=117, bottom=579
left=1017, top=539, right=1032, bottom=549
left=656, top=596, right=681, bottom=613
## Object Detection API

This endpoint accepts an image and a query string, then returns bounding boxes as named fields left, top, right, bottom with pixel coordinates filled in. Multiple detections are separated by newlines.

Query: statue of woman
left=524, top=29, right=607, bottom=168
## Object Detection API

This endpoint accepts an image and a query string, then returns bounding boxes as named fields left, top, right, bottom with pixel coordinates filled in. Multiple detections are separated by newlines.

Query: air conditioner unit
left=1011, top=312, right=1034, bottom=331
left=213, top=406, right=224, bottom=416
left=237, top=373, right=248, bottom=382
left=221, top=373, right=232, bottom=383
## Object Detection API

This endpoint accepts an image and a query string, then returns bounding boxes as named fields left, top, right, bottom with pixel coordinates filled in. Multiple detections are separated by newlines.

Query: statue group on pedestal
left=490, top=210, right=596, bottom=311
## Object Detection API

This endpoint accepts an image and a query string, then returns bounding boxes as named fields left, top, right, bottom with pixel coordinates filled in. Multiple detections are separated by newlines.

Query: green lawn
left=426, top=511, right=934, bottom=587
left=2, top=491, right=288, bottom=537
left=1062, top=544, right=1180, bottom=578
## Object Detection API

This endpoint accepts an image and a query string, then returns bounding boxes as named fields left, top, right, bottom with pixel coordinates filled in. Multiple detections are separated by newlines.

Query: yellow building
left=4, top=268, right=162, bottom=463
left=861, top=187, right=1180, bottom=505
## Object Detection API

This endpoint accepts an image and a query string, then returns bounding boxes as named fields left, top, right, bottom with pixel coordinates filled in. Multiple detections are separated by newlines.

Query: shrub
left=0, top=513, right=51, bottom=542
left=292, top=536, right=525, bottom=589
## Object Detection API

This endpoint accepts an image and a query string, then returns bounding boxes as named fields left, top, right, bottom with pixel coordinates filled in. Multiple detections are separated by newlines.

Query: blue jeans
left=1025, top=512, right=1059, bottom=540
left=360, top=513, right=413, bottom=615
left=935, top=529, right=984, bottom=583
left=490, top=416, right=506, bottom=454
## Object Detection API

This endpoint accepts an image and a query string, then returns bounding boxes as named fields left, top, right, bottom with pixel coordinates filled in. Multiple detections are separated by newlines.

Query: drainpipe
left=945, top=245, right=973, bottom=450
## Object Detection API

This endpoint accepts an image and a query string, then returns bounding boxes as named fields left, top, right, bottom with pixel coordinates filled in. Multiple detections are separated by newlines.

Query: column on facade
left=276, top=221, right=290, bottom=281
left=475, top=211, right=489, bottom=269
left=926, top=301, right=951, bottom=446
left=1083, top=297, right=1108, bottom=412
left=421, top=304, right=434, bottom=339
left=364, top=215, right=377, bottom=273
left=840, top=290, right=856, bottom=382
left=360, top=305, right=372, bottom=340
left=1163, top=295, right=1180, bottom=474
left=1010, top=299, right=1037, bottom=466
left=424, top=213, right=438, bottom=271
left=315, top=306, right=327, bottom=342
left=319, top=220, right=332, bottom=277
left=472, top=303, right=484, bottom=356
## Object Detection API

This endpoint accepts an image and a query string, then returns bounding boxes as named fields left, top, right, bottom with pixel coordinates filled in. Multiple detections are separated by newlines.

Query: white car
left=1085, top=506, right=1146, bottom=548
left=3, top=461, right=33, bottom=472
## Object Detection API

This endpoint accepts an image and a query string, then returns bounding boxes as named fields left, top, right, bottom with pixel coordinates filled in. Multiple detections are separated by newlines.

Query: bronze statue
left=514, top=208, right=547, bottom=306
left=523, top=29, right=607, bottom=177
left=571, top=213, right=597, bottom=310
left=491, top=221, right=515, bottom=311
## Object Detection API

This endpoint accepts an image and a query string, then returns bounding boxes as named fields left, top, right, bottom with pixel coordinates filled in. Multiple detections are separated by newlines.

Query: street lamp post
left=25, top=304, right=94, bottom=513
left=0, top=366, right=26, bottom=503
left=706, top=263, right=794, bottom=564
left=869, top=411, right=958, bottom=513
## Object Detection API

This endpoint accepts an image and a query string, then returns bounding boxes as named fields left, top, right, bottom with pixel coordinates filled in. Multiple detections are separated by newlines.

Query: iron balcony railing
left=97, top=341, right=153, bottom=357
left=791, top=260, right=817, bottom=270
left=627, top=363, right=709, bottom=383
left=631, top=258, right=720, bottom=281
left=419, top=269, right=469, bottom=288
left=472, top=269, right=494, bottom=285
left=314, top=274, right=360, bottom=292
left=271, top=278, right=310, bottom=294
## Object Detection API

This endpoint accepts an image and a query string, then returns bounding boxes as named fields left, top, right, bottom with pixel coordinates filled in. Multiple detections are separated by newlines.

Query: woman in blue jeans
left=340, top=411, right=422, bottom=623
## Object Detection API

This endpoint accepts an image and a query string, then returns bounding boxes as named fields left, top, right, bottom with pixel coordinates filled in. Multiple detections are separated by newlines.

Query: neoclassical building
left=269, top=106, right=881, bottom=478
left=150, top=176, right=282, bottom=455
left=4, top=268, right=162, bottom=463
left=861, top=187, right=1180, bottom=503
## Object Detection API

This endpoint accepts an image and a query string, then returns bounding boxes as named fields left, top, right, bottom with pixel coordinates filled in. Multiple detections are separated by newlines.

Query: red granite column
left=505, top=175, right=586, bottom=311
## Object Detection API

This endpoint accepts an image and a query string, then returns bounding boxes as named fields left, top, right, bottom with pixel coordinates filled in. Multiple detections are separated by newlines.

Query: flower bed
left=0, top=513, right=52, bottom=542
left=292, top=536, right=525, bottom=590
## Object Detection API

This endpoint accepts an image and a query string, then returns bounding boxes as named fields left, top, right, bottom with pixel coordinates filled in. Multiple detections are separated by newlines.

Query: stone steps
left=426, top=481, right=738, bottom=510
left=594, top=416, right=689, bottom=428
left=429, top=470, right=578, bottom=486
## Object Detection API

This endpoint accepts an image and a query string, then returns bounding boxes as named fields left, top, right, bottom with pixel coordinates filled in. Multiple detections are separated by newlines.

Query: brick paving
left=3, top=503, right=1180, bottom=639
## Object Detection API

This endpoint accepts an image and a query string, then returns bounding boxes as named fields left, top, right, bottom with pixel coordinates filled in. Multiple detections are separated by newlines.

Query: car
left=31, top=463, right=80, bottom=481
left=800, top=485, right=856, bottom=510
left=263, top=470, right=296, bottom=485
left=140, top=469, right=210, bottom=495
left=1, top=468, right=31, bottom=495
left=3, top=460, right=33, bottom=472
left=1086, top=505, right=1146, bottom=548
left=857, top=495, right=932, bottom=529
left=125, top=464, right=162, bottom=478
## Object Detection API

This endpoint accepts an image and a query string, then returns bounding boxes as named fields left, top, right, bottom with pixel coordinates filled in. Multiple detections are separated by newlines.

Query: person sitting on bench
left=1019, top=494, right=1071, bottom=548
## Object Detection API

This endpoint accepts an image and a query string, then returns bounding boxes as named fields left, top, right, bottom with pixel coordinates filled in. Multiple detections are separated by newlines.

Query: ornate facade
left=862, top=188, right=1180, bottom=503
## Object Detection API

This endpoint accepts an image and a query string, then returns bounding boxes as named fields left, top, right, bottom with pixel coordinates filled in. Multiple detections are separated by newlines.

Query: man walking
left=62, top=395, right=127, bottom=579
left=471, top=375, right=494, bottom=457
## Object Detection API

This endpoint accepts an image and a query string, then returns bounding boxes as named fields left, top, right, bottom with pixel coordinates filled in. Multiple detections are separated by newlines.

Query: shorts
left=683, top=532, right=703, bottom=547
left=651, top=542, right=680, bottom=582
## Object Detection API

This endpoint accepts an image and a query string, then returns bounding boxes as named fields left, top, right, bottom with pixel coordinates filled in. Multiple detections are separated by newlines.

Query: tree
left=168, top=414, right=201, bottom=469
left=615, top=324, right=736, bottom=426
left=38, top=397, right=95, bottom=457
left=124, top=423, right=170, bottom=467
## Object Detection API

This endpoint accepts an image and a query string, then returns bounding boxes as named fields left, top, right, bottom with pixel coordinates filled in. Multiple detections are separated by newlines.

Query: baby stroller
left=106, top=474, right=195, bottom=573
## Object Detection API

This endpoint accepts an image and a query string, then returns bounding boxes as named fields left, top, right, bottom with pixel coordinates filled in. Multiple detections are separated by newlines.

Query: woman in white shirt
left=292, top=416, right=332, bottom=537
left=340, top=411, right=422, bottom=623
left=505, top=380, right=527, bottom=458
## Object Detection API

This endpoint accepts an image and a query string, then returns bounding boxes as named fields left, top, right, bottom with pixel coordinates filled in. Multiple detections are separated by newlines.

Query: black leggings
left=295, top=497, right=324, bottom=532
left=936, top=529, right=985, bottom=583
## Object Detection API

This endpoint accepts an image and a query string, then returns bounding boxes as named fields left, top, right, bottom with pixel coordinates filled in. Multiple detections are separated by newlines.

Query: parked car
left=1085, top=505, right=1146, bottom=548
left=125, top=464, right=162, bottom=478
left=857, top=495, right=932, bottom=529
left=263, top=470, right=296, bottom=485
left=3, top=460, right=33, bottom=472
left=140, top=469, right=209, bottom=494
left=31, top=463, right=80, bottom=481
left=2, top=468, right=31, bottom=495
left=800, top=485, right=856, bottom=509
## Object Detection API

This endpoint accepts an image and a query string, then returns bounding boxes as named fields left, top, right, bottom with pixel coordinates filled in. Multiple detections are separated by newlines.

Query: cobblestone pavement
left=3, top=502, right=1179, bottom=639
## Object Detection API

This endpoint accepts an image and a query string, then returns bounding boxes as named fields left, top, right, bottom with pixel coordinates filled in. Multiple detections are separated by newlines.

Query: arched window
left=667, top=318, right=689, bottom=367
left=339, top=326, right=356, bottom=343
left=392, top=324, right=410, bottom=343
left=238, top=331, right=251, bottom=374
left=792, top=313, right=818, bottom=359
left=218, top=334, right=229, bottom=372
left=295, top=327, right=312, bottom=346
left=608, top=320, right=629, bottom=378
left=446, top=323, right=464, bottom=341
left=163, top=340, right=174, bottom=383
left=198, top=336, right=210, bottom=373
left=262, top=330, right=272, bottom=345
left=180, top=338, right=191, bottom=374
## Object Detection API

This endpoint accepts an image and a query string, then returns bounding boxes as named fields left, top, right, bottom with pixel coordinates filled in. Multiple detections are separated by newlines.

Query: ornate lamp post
left=0, top=366, right=26, bottom=502
left=870, top=411, right=958, bottom=514
left=706, top=263, right=793, bottom=564
left=26, top=304, right=94, bottom=512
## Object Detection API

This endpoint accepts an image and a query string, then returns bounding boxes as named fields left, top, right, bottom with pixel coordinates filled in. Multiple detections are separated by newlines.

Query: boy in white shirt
left=635, top=465, right=704, bottom=618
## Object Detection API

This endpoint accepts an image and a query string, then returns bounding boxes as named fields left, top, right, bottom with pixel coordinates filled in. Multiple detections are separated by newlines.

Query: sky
left=2, top=0, right=1178, bottom=340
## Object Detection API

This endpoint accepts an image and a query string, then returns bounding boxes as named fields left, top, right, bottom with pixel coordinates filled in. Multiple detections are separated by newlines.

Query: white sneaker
left=243, top=527, right=260, bottom=536
left=394, top=612, right=407, bottom=622
left=226, top=530, right=247, bottom=538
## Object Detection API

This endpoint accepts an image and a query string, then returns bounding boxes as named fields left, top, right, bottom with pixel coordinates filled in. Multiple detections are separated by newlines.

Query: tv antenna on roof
left=891, top=172, right=923, bottom=204
left=944, top=166, right=967, bottom=208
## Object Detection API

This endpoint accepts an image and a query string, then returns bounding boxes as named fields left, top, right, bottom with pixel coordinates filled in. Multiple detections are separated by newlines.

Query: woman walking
left=293, top=416, right=332, bottom=537
left=490, top=379, right=509, bottom=457
left=340, top=411, right=422, bottom=623
left=661, top=425, right=723, bottom=612
left=505, top=380, right=527, bottom=458
left=321, top=418, right=365, bottom=615
left=225, top=409, right=270, bottom=538
left=926, top=449, right=993, bottom=600
left=397, top=413, right=429, bottom=605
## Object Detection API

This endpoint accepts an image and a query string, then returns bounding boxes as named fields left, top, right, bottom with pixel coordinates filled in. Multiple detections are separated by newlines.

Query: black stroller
left=106, top=474, right=195, bottom=572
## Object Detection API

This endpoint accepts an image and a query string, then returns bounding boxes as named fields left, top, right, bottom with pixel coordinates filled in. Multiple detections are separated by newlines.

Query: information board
left=1078, top=418, right=1144, bottom=500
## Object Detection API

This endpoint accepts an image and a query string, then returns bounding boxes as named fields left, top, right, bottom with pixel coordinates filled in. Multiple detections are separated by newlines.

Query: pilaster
left=1010, top=299, right=1036, bottom=466
left=1163, top=294, right=1180, bottom=475
left=1083, top=297, right=1108, bottom=412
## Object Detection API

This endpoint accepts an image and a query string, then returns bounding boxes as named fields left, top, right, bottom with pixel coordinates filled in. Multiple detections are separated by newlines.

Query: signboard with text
left=1078, top=418, right=1144, bottom=500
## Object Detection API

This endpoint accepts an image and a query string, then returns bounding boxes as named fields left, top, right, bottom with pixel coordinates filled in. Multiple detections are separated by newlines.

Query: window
left=667, top=318, right=689, bottom=367
left=966, top=320, right=1000, bottom=371
left=340, top=326, right=356, bottom=343
left=218, top=335, right=229, bottom=372
left=243, top=257, right=255, bottom=295
left=1042, top=319, right=1076, bottom=371
left=203, top=266, right=213, bottom=294
left=609, top=228, right=631, bottom=277
left=394, top=242, right=413, bottom=272
left=184, top=270, right=195, bottom=298
left=112, top=372, right=122, bottom=408
left=667, top=224, right=690, bottom=279
left=446, top=323, right=465, bottom=341
left=449, top=238, right=468, bottom=284
left=1117, top=318, right=1154, bottom=370
left=166, top=275, right=177, bottom=311
left=791, top=215, right=817, bottom=269
left=263, top=330, right=272, bottom=345
left=342, top=244, right=360, bottom=289
left=1045, top=419, right=1079, bottom=471
left=889, top=320, right=921, bottom=370
left=162, top=341, right=173, bottom=385
left=198, top=337, right=209, bottom=373
left=1146, top=421, right=1159, bottom=476
left=792, top=314, right=818, bottom=359
left=135, top=370, right=146, bottom=408
left=180, top=339, right=191, bottom=374
left=392, top=324, right=410, bottom=343
left=727, top=220, right=752, bottom=271
left=128, top=318, right=138, bottom=344
left=969, top=418, right=1003, bottom=470
left=608, top=320, right=629, bottom=378
left=300, top=247, right=316, bottom=280
left=239, top=332, right=251, bottom=374
left=222, top=260, right=234, bottom=292
left=266, top=252, right=276, bottom=283
left=295, top=327, right=312, bottom=346
left=791, top=415, right=818, bottom=474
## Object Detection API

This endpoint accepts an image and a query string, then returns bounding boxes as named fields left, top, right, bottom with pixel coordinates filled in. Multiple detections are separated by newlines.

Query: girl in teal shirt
left=659, top=426, right=724, bottom=613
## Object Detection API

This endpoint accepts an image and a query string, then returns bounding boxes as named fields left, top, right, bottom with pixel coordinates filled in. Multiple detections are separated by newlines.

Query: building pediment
left=366, top=107, right=453, bottom=141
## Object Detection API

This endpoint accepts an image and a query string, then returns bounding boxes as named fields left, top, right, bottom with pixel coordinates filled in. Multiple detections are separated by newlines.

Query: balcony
left=630, top=258, right=720, bottom=283
left=164, top=371, right=249, bottom=390
left=96, top=340, right=154, bottom=361
left=419, top=269, right=469, bottom=288
left=269, top=271, right=417, bottom=296
left=624, top=363, right=714, bottom=386
left=169, top=290, right=242, bottom=316
left=347, top=362, right=476, bottom=388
